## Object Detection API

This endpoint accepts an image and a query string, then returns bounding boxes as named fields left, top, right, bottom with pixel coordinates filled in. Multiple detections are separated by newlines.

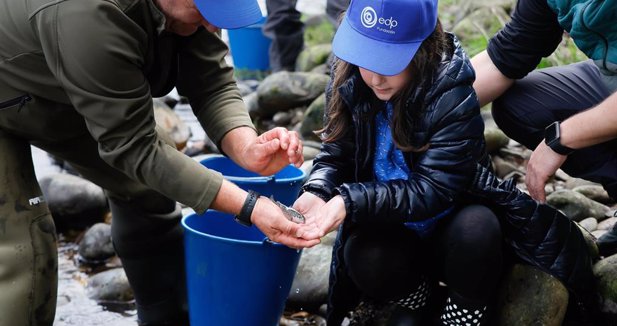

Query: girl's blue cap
left=333, top=0, right=438, bottom=76
left=194, top=0, right=262, bottom=29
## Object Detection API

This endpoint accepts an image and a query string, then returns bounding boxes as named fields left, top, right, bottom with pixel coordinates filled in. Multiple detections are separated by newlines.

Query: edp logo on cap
left=360, top=6, right=378, bottom=28
left=360, top=6, right=398, bottom=31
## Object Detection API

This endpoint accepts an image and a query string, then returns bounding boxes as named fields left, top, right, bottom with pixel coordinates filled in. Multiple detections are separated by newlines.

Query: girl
left=294, top=0, right=595, bottom=325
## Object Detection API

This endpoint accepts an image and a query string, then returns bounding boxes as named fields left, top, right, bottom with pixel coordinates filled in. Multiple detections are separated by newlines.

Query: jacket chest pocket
left=0, top=94, right=32, bottom=111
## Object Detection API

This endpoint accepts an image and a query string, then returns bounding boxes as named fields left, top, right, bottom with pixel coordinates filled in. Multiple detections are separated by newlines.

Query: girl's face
left=155, top=0, right=219, bottom=36
left=359, top=67, right=412, bottom=101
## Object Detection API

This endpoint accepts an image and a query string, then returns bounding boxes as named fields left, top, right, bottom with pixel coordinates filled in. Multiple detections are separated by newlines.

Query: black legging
left=343, top=205, right=503, bottom=302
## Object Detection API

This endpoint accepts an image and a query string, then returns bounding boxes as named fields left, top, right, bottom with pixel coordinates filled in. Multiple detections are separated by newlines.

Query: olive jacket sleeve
left=32, top=0, right=252, bottom=213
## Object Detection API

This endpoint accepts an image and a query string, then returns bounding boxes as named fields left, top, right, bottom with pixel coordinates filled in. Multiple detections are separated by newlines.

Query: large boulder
left=39, top=173, right=109, bottom=231
left=256, top=72, right=329, bottom=116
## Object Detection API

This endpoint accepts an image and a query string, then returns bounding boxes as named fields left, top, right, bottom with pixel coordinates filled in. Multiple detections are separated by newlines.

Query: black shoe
left=386, top=306, right=426, bottom=326
left=597, top=226, right=617, bottom=257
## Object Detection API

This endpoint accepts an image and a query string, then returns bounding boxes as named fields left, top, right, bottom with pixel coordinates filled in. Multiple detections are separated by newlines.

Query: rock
left=310, top=64, right=329, bottom=75
left=492, top=155, right=522, bottom=180
left=257, top=72, right=329, bottom=116
left=299, top=93, right=326, bottom=142
left=243, top=91, right=259, bottom=118
left=287, top=232, right=336, bottom=309
left=575, top=222, right=600, bottom=260
left=78, top=223, right=115, bottom=263
left=598, top=217, right=617, bottom=231
left=496, top=264, right=568, bottom=326
left=87, top=268, right=133, bottom=302
left=593, top=229, right=609, bottom=239
left=546, top=189, right=610, bottom=222
left=484, top=127, right=510, bottom=153
left=236, top=81, right=254, bottom=96
left=578, top=217, right=599, bottom=232
left=587, top=187, right=615, bottom=204
left=302, top=146, right=321, bottom=161
left=296, top=44, right=332, bottom=72
left=153, top=99, right=191, bottom=151
left=594, top=255, right=617, bottom=322
left=303, top=14, right=336, bottom=47
left=39, top=173, right=109, bottom=231
left=573, top=185, right=615, bottom=205
left=272, top=111, right=296, bottom=126
left=564, top=177, right=599, bottom=191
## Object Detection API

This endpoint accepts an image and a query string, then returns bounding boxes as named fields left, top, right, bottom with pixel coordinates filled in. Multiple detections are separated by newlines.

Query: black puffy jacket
left=301, top=34, right=594, bottom=325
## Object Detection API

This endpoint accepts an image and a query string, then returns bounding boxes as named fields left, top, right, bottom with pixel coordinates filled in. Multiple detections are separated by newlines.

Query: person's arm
left=211, top=179, right=321, bottom=247
left=472, top=0, right=562, bottom=105
left=526, top=91, right=617, bottom=201
left=470, top=50, right=514, bottom=107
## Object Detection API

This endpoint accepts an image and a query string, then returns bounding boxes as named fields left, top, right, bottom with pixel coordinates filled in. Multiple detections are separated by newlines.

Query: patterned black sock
left=440, top=293, right=487, bottom=326
left=390, top=277, right=431, bottom=311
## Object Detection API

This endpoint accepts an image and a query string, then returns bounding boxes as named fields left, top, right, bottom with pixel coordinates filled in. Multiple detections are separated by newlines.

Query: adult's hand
left=222, top=127, right=303, bottom=176
left=526, top=141, right=567, bottom=202
left=251, top=196, right=321, bottom=249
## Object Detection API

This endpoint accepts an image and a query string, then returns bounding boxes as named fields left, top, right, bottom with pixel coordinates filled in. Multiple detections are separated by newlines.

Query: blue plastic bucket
left=200, top=155, right=306, bottom=205
left=183, top=211, right=301, bottom=326
left=227, top=18, right=271, bottom=71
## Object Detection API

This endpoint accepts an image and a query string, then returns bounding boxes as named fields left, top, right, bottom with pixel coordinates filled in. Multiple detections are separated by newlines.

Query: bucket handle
left=231, top=175, right=275, bottom=182
left=262, top=237, right=276, bottom=245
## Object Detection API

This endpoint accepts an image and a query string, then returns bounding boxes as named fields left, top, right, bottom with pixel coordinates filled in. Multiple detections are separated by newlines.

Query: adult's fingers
left=260, top=127, right=290, bottom=150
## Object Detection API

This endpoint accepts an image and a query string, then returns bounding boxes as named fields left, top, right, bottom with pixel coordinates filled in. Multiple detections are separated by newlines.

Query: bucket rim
left=181, top=212, right=290, bottom=247
left=200, top=155, right=306, bottom=183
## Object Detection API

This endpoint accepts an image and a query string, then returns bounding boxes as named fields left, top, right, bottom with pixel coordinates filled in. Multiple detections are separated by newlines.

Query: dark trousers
left=492, top=60, right=617, bottom=198
left=0, top=124, right=186, bottom=325
left=343, top=205, right=503, bottom=304
left=263, top=0, right=349, bottom=72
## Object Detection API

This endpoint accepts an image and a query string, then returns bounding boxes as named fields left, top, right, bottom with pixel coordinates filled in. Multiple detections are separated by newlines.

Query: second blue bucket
left=227, top=18, right=271, bottom=71
left=200, top=155, right=306, bottom=205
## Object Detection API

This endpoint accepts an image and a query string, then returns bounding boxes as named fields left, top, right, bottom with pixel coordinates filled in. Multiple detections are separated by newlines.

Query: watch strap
left=547, top=139, right=575, bottom=155
left=235, top=190, right=259, bottom=227
left=545, top=121, right=575, bottom=155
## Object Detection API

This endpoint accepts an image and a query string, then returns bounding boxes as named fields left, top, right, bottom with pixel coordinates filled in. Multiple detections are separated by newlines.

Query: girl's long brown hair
left=318, top=19, right=449, bottom=152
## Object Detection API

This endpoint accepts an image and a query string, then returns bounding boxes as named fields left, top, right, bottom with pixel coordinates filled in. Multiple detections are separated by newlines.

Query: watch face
left=545, top=122, right=559, bottom=143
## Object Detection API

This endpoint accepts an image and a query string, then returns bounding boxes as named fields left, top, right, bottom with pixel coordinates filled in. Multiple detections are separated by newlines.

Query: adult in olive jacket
left=0, top=0, right=320, bottom=325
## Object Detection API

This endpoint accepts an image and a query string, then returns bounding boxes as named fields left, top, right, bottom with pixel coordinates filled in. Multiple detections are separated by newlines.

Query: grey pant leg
left=263, top=0, right=304, bottom=71
left=0, top=130, right=57, bottom=326
left=34, top=134, right=187, bottom=325
left=326, top=0, right=350, bottom=26
left=491, top=60, right=617, bottom=198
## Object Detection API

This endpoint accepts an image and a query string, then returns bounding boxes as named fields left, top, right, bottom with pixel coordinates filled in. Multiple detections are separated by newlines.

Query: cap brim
left=332, top=16, right=421, bottom=76
left=195, top=0, right=262, bottom=29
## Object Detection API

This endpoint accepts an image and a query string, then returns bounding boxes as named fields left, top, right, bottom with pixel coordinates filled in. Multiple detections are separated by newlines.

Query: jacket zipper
left=0, top=94, right=32, bottom=111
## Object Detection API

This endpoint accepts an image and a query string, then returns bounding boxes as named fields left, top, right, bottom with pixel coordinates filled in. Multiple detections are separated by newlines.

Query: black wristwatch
left=235, top=190, right=259, bottom=227
left=544, top=121, right=575, bottom=155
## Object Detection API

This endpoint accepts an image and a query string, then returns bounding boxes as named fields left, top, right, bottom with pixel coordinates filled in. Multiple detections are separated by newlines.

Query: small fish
left=271, top=196, right=306, bottom=224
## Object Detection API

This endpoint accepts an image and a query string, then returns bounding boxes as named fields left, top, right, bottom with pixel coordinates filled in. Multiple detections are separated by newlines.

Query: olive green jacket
left=0, top=0, right=254, bottom=213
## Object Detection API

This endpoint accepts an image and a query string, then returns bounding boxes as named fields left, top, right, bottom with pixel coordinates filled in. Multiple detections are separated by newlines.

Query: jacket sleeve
left=469, top=164, right=594, bottom=300
left=337, top=83, right=486, bottom=224
left=301, top=79, right=355, bottom=201
left=34, top=1, right=224, bottom=213
left=176, top=29, right=254, bottom=148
